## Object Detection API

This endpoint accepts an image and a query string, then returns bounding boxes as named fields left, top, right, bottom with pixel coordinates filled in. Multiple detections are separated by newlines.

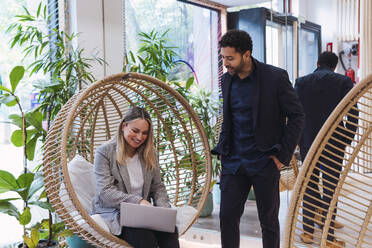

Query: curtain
left=360, top=0, right=372, bottom=79
left=337, top=0, right=358, bottom=42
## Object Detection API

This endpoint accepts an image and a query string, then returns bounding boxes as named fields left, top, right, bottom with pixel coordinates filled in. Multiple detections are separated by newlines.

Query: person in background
left=212, top=29, right=305, bottom=248
left=295, top=51, right=358, bottom=248
left=92, top=106, right=179, bottom=248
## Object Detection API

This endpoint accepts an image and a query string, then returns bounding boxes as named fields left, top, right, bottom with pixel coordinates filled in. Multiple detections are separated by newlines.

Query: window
left=125, top=0, right=219, bottom=90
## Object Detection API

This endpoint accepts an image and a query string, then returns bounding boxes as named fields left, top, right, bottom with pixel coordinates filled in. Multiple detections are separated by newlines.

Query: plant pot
left=66, top=234, right=94, bottom=248
left=17, top=240, right=58, bottom=248
left=199, top=192, right=213, bottom=217
left=248, top=188, right=256, bottom=200
left=37, top=240, right=59, bottom=248
left=212, top=182, right=221, bottom=205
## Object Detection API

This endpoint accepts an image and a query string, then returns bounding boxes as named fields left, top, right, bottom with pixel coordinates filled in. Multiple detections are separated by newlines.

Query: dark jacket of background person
left=295, top=66, right=358, bottom=161
left=212, top=57, right=305, bottom=166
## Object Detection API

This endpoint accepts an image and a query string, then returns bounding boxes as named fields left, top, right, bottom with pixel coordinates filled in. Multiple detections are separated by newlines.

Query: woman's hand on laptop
left=140, top=199, right=152, bottom=206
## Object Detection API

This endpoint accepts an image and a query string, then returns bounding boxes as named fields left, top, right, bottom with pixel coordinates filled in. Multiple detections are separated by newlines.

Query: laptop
left=120, top=202, right=177, bottom=233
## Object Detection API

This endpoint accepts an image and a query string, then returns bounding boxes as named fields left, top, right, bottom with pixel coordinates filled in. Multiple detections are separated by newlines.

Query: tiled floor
left=179, top=189, right=294, bottom=247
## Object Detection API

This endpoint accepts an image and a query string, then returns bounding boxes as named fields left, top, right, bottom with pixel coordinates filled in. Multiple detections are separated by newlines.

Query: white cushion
left=61, top=155, right=110, bottom=233
left=91, top=214, right=110, bottom=232
left=67, top=155, right=97, bottom=213
left=176, top=205, right=198, bottom=234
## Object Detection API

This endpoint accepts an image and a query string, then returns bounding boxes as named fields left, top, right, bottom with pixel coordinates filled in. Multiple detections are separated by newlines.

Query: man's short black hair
left=219, top=29, right=253, bottom=54
left=317, top=51, right=338, bottom=69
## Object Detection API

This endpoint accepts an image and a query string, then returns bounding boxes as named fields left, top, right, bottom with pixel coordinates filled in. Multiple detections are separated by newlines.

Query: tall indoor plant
left=0, top=66, right=54, bottom=248
left=1, top=1, right=104, bottom=246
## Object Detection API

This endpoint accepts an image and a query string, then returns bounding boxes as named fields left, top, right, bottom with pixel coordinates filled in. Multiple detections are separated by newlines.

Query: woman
left=92, top=107, right=179, bottom=248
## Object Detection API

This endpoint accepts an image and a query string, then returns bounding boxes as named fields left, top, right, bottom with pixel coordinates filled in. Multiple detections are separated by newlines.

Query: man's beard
left=226, top=60, right=245, bottom=75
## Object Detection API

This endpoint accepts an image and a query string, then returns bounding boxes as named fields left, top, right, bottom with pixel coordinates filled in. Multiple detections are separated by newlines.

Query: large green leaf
left=8, top=114, right=23, bottom=128
left=56, top=229, right=74, bottom=239
left=0, top=201, right=20, bottom=219
left=25, top=110, right=43, bottom=131
left=9, top=66, right=25, bottom=93
left=26, top=136, right=39, bottom=161
left=19, top=206, right=31, bottom=225
left=29, top=201, right=53, bottom=212
left=28, top=173, right=44, bottom=200
left=0, top=85, right=11, bottom=93
left=17, top=173, right=34, bottom=201
left=24, top=234, right=37, bottom=248
left=0, top=198, right=20, bottom=202
left=0, top=170, right=18, bottom=192
left=31, top=227, right=40, bottom=248
left=37, top=190, right=47, bottom=200
left=10, top=129, right=23, bottom=147
left=0, top=94, right=16, bottom=105
left=185, top=76, right=194, bottom=90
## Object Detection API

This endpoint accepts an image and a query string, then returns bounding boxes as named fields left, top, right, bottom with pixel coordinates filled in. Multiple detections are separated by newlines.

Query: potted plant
left=1, top=2, right=105, bottom=246
left=0, top=66, right=53, bottom=248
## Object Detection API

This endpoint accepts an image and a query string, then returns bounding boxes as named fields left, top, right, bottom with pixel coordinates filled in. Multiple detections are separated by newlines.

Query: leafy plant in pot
left=3, top=2, right=103, bottom=246
left=0, top=66, right=55, bottom=248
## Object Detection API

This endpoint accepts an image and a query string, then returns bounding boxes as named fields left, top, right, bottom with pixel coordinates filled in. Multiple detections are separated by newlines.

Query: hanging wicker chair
left=284, top=74, right=372, bottom=247
left=42, top=72, right=212, bottom=247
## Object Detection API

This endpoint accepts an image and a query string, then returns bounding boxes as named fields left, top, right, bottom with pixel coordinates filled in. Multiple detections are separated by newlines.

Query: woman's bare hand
left=139, top=199, right=152, bottom=206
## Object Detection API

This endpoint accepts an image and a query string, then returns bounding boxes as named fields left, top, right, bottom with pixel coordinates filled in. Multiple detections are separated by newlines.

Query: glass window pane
left=125, top=0, right=218, bottom=90
left=299, top=29, right=318, bottom=77
left=266, top=20, right=293, bottom=82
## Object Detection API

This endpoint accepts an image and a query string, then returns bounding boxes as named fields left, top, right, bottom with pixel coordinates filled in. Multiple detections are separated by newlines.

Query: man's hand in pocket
left=270, top=155, right=284, bottom=170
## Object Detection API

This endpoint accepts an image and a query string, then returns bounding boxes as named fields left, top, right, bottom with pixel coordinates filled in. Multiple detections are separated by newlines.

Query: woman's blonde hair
left=116, top=107, right=156, bottom=170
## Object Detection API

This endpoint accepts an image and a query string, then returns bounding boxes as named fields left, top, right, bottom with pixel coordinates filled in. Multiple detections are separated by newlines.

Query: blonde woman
left=92, top=107, right=179, bottom=248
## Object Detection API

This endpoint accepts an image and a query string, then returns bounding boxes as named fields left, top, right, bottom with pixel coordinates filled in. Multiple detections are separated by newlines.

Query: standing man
left=211, top=30, right=305, bottom=248
left=295, top=51, right=358, bottom=248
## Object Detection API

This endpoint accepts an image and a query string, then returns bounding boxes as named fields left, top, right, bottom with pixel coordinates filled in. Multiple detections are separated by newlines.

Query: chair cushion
left=67, top=155, right=97, bottom=212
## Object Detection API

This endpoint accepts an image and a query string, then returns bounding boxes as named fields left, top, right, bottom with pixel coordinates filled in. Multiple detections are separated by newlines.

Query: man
left=212, top=30, right=305, bottom=248
left=295, top=51, right=358, bottom=248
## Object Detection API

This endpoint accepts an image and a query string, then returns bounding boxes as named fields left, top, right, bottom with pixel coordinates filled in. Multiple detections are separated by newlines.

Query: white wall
left=298, top=0, right=358, bottom=76
left=298, top=0, right=337, bottom=52
left=70, top=0, right=124, bottom=81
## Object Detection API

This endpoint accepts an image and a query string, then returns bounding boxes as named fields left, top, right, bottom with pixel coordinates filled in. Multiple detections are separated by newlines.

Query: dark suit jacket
left=295, top=66, right=358, bottom=161
left=212, top=58, right=305, bottom=166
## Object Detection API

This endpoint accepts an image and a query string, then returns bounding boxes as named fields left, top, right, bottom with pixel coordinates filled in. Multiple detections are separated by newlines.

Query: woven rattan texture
left=43, top=73, right=212, bottom=247
left=284, top=74, right=372, bottom=248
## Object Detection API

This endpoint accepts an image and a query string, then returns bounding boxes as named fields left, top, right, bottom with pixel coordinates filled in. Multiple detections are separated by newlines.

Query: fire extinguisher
left=345, top=53, right=355, bottom=83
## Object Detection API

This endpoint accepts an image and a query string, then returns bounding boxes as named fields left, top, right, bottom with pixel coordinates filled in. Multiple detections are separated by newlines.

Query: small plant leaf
left=9, top=66, right=25, bottom=93
left=8, top=114, right=23, bottom=128
left=28, top=173, right=44, bottom=200
left=29, top=201, right=54, bottom=212
left=56, top=229, right=74, bottom=238
left=0, top=85, right=11, bottom=93
left=31, top=227, right=40, bottom=247
left=19, top=206, right=31, bottom=225
left=17, top=173, right=34, bottom=201
left=0, top=201, right=20, bottom=219
left=0, top=170, right=18, bottom=192
left=24, top=235, right=36, bottom=248
left=10, top=129, right=24, bottom=147
left=0, top=94, right=16, bottom=105
left=186, top=76, right=194, bottom=90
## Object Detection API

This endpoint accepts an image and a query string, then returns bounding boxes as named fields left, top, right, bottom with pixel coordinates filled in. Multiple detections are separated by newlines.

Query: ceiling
left=210, top=0, right=271, bottom=7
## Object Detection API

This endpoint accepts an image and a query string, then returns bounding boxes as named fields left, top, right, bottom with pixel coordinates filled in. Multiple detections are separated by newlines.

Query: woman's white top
left=126, top=154, right=144, bottom=197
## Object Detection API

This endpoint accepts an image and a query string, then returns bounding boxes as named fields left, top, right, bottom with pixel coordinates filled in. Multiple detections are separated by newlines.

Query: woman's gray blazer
left=91, top=140, right=170, bottom=235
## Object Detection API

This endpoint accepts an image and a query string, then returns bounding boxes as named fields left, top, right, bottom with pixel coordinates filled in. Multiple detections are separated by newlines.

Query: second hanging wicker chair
left=284, top=74, right=372, bottom=248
